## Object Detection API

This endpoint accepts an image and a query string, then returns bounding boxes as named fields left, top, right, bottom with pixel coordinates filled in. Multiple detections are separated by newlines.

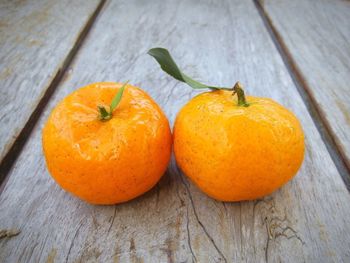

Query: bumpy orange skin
left=174, top=90, right=305, bottom=201
left=42, top=82, right=172, bottom=205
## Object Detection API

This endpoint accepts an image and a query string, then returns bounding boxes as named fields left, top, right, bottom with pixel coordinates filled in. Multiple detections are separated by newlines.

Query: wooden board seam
left=0, top=0, right=107, bottom=192
left=253, top=0, right=350, bottom=190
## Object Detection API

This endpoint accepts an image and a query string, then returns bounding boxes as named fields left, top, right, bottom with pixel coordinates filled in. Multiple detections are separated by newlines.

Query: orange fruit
left=147, top=47, right=305, bottom=202
left=42, top=82, right=172, bottom=205
left=174, top=84, right=305, bottom=201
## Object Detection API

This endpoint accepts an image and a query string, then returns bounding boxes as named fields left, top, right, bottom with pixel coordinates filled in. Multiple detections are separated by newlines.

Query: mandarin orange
left=148, top=47, right=305, bottom=201
left=173, top=85, right=305, bottom=201
left=42, top=82, right=172, bottom=205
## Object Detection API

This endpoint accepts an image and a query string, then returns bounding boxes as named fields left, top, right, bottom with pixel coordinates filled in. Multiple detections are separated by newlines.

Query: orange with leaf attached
left=42, top=82, right=172, bottom=204
left=174, top=84, right=305, bottom=201
left=149, top=48, right=305, bottom=201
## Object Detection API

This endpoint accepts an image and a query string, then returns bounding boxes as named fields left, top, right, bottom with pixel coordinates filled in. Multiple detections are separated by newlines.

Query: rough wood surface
left=1, top=0, right=350, bottom=262
left=259, top=0, right=350, bottom=168
left=0, top=0, right=100, bottom=162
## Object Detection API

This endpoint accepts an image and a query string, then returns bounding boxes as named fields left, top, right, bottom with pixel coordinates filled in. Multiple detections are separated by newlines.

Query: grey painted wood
left=260, top=0, right=350, bottom=168
left=1, top=0, right=350, bottom=262
left=0, top=0, right=100, bottom=162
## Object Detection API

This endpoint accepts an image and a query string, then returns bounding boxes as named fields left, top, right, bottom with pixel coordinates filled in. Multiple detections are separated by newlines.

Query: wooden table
left=1, top=0, right=349, bottom=262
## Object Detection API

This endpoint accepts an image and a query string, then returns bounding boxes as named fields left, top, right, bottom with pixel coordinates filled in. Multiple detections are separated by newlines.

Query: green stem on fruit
left=98, top=81, right=129, bottom=121
left=232, top=82, right=249, bottom=107
left=98, top=105, right=112, bottom=121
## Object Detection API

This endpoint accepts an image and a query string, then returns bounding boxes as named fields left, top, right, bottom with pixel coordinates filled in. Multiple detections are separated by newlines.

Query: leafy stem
left=98, top=81, right=129, bottom=121
left=148, top=48, right=231, bottom=90
left=148, top=47, right=249, bottom=106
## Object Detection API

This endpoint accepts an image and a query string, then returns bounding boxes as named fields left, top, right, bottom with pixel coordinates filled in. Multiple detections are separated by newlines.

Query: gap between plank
left=253, top=0, right=350, bottom=190
left=0, top=0, right=107, bottom=192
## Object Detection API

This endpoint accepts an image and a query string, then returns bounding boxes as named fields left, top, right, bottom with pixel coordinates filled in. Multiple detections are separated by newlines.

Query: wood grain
left=0, top=0, right=101, bottom=162
left=259, top=0, right=350, bottom=168
left=1, top=0, right=350, bottom=262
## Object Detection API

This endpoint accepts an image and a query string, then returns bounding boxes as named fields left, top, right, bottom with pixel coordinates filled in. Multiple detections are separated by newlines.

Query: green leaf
left=148, top=48, right=230, bottom=90
left=110, top=81, right=129, bottom=112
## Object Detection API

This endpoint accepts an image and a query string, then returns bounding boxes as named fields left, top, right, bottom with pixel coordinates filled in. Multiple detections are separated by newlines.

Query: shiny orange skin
left=42, top=82, right=172, bottom=205
left=174, top=90, right=305, bottom=201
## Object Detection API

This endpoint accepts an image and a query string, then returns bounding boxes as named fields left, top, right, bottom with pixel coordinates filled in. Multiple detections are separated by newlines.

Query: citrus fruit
left=148, top=47, right=305, bottom=201
left=42, top=82, right=172, bottom=205
left=173, top=84, right=305, bottom=201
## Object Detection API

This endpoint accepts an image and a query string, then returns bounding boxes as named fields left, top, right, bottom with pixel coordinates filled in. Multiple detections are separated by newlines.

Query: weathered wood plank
left=1, top=0, right=350, bottom=262
left=0, top=0, right=101, bottom=162
left=259, top=0, right=350, bottom=168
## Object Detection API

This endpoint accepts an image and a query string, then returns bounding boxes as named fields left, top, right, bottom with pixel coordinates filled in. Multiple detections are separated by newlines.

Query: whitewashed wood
left=1, top=0, right=350, bottom=262
left=260, top=0, right=350, bottom=168
left=0, top=0, right=101, bottom=161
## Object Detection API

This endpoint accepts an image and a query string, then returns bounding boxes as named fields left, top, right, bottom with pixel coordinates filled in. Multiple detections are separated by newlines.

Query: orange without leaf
left=174, top=85, right=305, bottom=201
left=42, top=82, right=172, bottom=205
